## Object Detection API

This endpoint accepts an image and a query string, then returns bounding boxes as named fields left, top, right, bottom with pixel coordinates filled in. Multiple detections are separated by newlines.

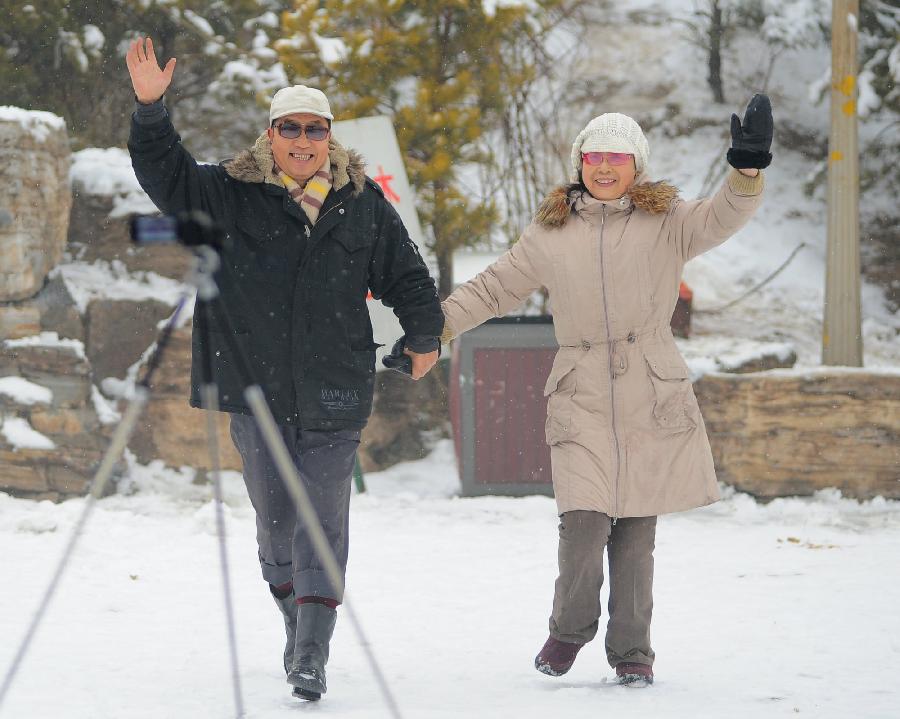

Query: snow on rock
left=713, top=364, right=900, bottom=380
left=51, top=260, right=185, bottom=314
left=4, top=331, right=86, bottom=359
left=0, top=106, right=66, bottom=142
left=90, top=385, right=120, bottom=425
left=0, top=416, right=55, bottom=450
left=69, top=147, right=158, bottom=218
left=677, top=337, right=797, bottom=379
left=0, top=377, right=53, bottom=406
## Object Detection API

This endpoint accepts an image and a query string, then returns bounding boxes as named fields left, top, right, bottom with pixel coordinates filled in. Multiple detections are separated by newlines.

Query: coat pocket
left=543, top=356, right=577, bottom=397
left=545, top=409, right=577, bottom=445
left=326, top=228, right=371, bottom=292
left=643, top=346, right=696, bottom=431
left=234, top=218, right=297, bottom=278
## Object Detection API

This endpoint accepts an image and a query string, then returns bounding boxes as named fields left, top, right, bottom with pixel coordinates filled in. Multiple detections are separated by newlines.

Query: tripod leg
left=198, top=266, right=403, bottom=718
left=197, top=298, right=245, bottom=719
left=0, top=294, right=193, bottom=711
left=0, top=392, right=149, bottom=710
left=243, top=387, right=402, bottom=719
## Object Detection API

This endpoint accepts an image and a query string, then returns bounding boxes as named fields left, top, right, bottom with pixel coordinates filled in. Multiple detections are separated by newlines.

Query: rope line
left=695, top=242, right=808, bottom=315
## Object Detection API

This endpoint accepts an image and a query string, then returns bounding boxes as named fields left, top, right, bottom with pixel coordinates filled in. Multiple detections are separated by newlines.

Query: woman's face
left=580, top=152, right=637, bottom=200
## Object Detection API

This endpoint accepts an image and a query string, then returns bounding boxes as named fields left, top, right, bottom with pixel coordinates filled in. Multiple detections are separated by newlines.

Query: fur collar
left=535, top=181, right=680, bottom=229
left=223, top=134, right=366, bottom=195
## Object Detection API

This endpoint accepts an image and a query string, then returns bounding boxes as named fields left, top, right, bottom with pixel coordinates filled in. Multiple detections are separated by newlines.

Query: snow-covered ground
left=1, top=441, right=898, bottom=719
left=2, top=5, right=897, bottom=716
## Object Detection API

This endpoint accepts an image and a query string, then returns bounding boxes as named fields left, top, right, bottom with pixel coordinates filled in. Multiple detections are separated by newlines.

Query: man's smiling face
left=267, top=112, right=331, bottom=184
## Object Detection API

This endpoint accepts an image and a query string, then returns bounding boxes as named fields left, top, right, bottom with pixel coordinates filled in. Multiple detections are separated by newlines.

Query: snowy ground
left=3, top=4, right=897, bottom=716
left=1, top=441, right=899, bottom=719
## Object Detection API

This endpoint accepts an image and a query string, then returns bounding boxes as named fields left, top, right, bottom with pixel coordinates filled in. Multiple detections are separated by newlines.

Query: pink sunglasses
left=582, top=151, right=633, bottom=167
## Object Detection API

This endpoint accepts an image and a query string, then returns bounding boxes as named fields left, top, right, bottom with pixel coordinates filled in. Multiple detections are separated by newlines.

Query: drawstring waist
left=559, top=325, right=672, bottom=378
left=559, top=324, right=671, bottom=351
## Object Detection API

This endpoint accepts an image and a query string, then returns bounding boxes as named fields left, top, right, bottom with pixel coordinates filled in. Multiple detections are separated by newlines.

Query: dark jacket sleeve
left=366, top=187, right=443, bottom=341
left=127, top=100, right=229, bottom=220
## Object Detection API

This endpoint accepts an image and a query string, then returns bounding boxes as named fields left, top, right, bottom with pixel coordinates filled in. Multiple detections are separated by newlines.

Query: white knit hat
left=269, top=85, right=334, bottom=124
left=570, top=113, right=649, bottom=178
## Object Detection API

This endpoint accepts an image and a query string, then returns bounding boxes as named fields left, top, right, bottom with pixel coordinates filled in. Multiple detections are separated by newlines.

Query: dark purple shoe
left=534, top=636, right=583, bottom=676
left=615, top=662, right=654, bottom=687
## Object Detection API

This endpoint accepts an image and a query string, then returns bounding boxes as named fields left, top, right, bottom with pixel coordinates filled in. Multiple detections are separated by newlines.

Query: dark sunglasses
left=274, top=121, right=330, bottom=141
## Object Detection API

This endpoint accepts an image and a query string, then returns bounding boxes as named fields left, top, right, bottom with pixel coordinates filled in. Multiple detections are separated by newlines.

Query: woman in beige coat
left=440, top=96, right=772, bottom=686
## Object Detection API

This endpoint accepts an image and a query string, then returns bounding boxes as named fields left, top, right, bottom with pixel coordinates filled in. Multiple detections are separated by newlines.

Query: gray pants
left=549, top=511, right=656, bottom=667
left=229, top=413, right=360, bottom=602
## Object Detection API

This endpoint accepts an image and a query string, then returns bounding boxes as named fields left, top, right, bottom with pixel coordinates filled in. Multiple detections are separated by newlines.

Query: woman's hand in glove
left=727, top=94, right=773, bottom=175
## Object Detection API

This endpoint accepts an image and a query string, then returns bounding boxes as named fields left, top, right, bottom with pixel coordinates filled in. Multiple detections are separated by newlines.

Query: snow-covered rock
left=0, top=107, right=71, bottom=301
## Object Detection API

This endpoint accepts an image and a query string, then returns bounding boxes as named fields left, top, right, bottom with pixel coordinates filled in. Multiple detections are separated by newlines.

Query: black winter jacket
left=128, top=102, right=443, bottom=430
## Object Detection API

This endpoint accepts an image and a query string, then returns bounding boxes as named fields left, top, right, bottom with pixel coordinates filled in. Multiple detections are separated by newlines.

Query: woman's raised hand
left=125, top=37, right=176, bottom=104
left=726, top=94, right=773, bottom=172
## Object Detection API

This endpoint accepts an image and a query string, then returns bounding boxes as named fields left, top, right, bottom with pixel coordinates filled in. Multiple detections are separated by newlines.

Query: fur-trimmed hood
left=534, top=181, right=680, bottom=229
left=222, top=133, right=367, bottom=195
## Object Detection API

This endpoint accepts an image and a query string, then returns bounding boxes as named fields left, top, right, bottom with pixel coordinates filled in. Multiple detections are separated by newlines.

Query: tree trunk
left=708, top=0, right=725, bottom=104
left=436, top=239, right=454, bottom=301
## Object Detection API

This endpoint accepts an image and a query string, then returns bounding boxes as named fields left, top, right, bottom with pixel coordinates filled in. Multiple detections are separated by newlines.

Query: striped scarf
left=275, top=157, right=332, bottom=225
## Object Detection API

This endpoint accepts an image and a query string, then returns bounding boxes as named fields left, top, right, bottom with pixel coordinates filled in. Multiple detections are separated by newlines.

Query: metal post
left=823, top=0, right=862, bottom=366
left=353, top=456, right=366, bottom=493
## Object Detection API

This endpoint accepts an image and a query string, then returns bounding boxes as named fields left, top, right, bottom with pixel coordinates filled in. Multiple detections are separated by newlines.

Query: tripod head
left=130, top=210, right=225, bottom=250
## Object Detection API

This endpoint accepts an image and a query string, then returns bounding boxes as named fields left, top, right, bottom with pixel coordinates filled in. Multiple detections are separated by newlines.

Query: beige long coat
left=442, top=169, right=765, bottom=517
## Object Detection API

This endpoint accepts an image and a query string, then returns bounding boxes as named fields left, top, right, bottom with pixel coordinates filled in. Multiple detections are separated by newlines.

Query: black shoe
left=287, top=603, right=336, bottom=698
left=292, top=685, right=322, bottom=701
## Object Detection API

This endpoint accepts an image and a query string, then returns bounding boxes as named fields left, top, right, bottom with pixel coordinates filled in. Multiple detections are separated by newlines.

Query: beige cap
left=571, top=113, right=650, bottom=178
left=269, top=85, right=334, bottom=124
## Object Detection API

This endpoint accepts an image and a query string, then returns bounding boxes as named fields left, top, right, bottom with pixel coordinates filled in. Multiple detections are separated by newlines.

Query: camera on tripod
left=130, top=210, right=224, bottom=249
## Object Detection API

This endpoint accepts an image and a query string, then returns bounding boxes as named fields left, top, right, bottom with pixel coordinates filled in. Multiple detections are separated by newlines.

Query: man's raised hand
left=125, top=37, right=176, bottom=104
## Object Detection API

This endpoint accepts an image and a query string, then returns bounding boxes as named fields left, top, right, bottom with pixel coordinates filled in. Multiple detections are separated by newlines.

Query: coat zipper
left=315, top=201, right=344, bottom=228
left=293, top=199, right=344, bottom=424
left=598, top=205, right=621, bottom=521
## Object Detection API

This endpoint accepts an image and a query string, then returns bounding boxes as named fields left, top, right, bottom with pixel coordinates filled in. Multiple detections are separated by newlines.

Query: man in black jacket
left=126, top=37, right=442, bottom=701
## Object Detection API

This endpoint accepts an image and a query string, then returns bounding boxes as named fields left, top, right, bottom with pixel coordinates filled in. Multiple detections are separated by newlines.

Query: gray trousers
left=549, top=511, right=657, bottom=667
left=229, top=413, right=360, bottom=602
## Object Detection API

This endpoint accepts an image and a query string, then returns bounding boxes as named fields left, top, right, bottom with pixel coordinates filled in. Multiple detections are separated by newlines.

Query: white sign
left=332, top=115, right=437, bottom=366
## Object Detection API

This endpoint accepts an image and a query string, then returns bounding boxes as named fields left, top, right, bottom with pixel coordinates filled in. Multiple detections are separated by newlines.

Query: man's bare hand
left=125, top=37, right=176, bottom=104
left=404, top=349, right=439, bottom=380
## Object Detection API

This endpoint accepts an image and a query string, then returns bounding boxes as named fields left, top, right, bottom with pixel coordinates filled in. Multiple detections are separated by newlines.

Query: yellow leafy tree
left=277, top=0, right=553, bottom=297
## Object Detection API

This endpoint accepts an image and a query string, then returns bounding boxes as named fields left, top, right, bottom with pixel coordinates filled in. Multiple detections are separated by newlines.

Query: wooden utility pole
left=823, top=0, right=862, bottom=366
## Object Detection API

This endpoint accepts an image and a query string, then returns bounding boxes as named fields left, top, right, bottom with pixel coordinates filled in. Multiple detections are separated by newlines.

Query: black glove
left=727, top=94, right=773, bottom=170
left=381, top=335, right=441, bottom=377
left=382, top=336, right=413, bottom=376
